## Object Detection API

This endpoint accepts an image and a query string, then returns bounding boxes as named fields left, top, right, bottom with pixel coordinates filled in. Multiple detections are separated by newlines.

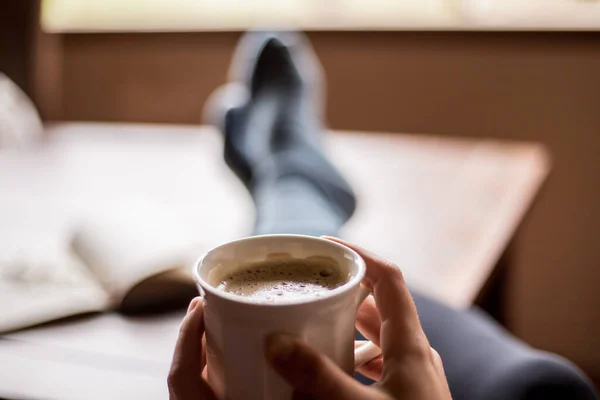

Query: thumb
left=265, top=334, right=368, bottom=400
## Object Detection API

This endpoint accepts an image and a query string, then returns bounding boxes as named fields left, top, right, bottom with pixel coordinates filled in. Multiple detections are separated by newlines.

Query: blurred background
left=1, top=0, right=599, bottom=398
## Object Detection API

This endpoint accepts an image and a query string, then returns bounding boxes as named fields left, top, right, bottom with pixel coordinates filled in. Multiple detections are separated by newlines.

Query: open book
left=0, top=206, right=202, bottom=333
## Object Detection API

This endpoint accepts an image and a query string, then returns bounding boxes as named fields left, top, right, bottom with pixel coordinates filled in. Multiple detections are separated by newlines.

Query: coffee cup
left=194, top=234, right=380, bottom=400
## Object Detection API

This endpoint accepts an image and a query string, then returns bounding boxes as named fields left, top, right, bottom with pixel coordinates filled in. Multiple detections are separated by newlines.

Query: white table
left=0, top=123, right=549, bottom=400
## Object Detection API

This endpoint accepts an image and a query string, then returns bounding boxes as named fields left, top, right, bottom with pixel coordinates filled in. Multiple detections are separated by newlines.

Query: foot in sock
left=206, top=32, right=319, bottom=183
left=205, top=31, right=356, bottom=223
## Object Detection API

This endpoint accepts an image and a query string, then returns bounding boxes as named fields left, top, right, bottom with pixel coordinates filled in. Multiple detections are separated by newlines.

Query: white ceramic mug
left=194, top=234, right=380, bottom=400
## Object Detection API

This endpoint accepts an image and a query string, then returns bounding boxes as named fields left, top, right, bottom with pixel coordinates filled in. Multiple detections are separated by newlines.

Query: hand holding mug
left=264, top=237, right=452, bottom=400
left=168, top=237, right=452, bottom=400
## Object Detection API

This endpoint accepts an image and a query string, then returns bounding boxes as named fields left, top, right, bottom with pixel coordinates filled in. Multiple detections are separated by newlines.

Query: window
left=42, top=0, right=600, bottom=33
left=41, top=0, right=453, bottom=32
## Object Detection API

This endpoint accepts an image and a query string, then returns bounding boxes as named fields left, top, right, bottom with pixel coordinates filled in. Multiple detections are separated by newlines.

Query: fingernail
left=265, top=333, right=296, bottom=364
left=187, top=297, right=200, bottom=314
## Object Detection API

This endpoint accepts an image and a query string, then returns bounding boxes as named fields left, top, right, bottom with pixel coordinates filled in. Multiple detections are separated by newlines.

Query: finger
left=200, top=334, right=207, bottom=383
left=430, top=348, right=446, bottom=379
left=430, top=348, right=452, bottom=395
left=357, top=354, right=383, bottom=381
left=324, top=238, right=429, bottom=360
left=354, top=340, right=369, bottom=349
left=354, top=341, right=383, bottom=381
left=356, top=295, right=381, bottom=346
left=265, top=333, right=371, bottom=400
left=201, top=334, right=207, bottom=372
left=168, top=297, right=217, bottom=400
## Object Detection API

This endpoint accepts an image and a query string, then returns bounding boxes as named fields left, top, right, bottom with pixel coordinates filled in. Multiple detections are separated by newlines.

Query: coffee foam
left=216, top=256, right=347, bottom=302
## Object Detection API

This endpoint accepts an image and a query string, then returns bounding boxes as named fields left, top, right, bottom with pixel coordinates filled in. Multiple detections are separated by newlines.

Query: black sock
left=214, top=33, right=356, bottom=236
left=223, top=92, right=356, bottom=236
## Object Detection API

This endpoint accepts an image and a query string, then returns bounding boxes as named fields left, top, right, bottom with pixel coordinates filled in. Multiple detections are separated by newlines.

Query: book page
left=0, top=244, right=109, bottom=333
left=70, top=199, right=203, bottom=308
